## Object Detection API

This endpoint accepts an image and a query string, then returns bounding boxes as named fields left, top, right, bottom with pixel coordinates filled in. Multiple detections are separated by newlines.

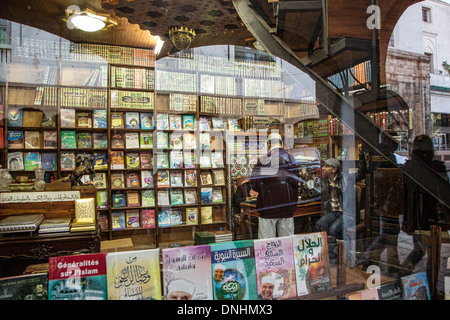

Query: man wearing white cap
left=258, top=275, right=277, bottom=300
left=250, top=132, right=299, bottom=239
left=166, top=278, right=196, bottom=300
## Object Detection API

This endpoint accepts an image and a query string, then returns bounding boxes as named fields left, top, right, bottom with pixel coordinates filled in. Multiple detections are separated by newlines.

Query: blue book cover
left=401, top=272, right=431, bottom=300
left=140, top=112, right=154, bottom=129
left=93, top=109, right=107, bottom=128
left=158, top=209, right=171, bottom=227
left=210, top=240, right=258, bottom=300
left=41, top=152, right=57, bottom=171
left=8, top=108, right=23, bottom=127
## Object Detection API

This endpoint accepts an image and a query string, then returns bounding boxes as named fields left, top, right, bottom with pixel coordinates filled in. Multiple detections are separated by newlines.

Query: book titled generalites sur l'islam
left=210, top=239, right=257, bottom=300
left=106, top=249, right=161, bottom=300
left=162, top=244, right=213, bottom=300
left=48, top=253, right=107, bottom=300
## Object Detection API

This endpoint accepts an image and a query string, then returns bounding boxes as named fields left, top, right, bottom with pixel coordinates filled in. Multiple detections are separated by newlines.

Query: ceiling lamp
left=169, top=27, right=196, bottom=50
left=64, top=7, right=117, bottom=32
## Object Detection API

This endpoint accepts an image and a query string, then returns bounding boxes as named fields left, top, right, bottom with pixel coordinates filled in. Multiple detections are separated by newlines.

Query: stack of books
left=38, top=218, right=72, bottom=234
left=210, top=230, right=233, bottom=243
left=0, top=214, right=45, bottom=234
left=194, top=231, right=215, bottom=245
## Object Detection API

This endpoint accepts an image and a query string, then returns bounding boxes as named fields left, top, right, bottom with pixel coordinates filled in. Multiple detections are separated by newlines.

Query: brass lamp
left=169, top=27, right=196, bottom=50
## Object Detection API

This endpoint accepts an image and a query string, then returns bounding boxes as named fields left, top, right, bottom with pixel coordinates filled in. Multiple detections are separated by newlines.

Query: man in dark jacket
left=250, top=133, right=299, bottom=239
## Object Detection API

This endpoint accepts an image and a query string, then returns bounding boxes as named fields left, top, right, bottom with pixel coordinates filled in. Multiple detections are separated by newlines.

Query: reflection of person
left=232, top=176, right=257, bottom=214
left=258, top=275, right=276, bottom=300
left=401, top=135, right=449, bottom=275
left=166, top=278, right=195, bottom=300
left=250, top=133, right=299, bottom=239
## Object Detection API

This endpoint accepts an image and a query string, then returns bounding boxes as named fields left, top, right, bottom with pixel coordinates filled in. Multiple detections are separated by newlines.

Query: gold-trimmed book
left=74, top=198, right=96, bottom=223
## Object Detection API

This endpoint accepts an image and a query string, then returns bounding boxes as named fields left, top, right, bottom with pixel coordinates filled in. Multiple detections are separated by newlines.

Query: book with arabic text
left=162, top=245, right=213, bottom=300
left=292, top=232, right=332, bottom=296
left=106, top=249, right=162, bottom=300
left=210, top=239, right=257, bottom=300
left=400, top=272, right=430, bottom=300
left=254, top=236, right=297, bottom=300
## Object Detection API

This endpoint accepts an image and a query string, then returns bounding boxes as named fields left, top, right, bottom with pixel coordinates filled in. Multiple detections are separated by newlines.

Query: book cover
left=200, top=171, right=213, bottom=186
left=126, top=190, right=140, bottom=207
left=210, top=240, right=258, bottom=300
left=211, top=151, right=224, bottom=168
left=140, top=152, right=153, bottom=168
left=111, top=133, right=124, bottom=149
left=111, top=172, right=124, bottom=189
left=60, top=108, right=75, bottom=128
left=200, top=132, right=211, bottom=149
left=106, top=249, right=162, bottom=300
left=169, top=208, right=183, bottom=225
left=377, top=280, right=403, bottom=300
left=292, top=232, right=332, bottom=296
left=201, top=187, right=213, bottom=204
left=41, top=152, right=57, bottom=171
left=48, top=253, right=107, bottom=300
left=76, top=112, right=92, bottom=128
left=213, top=169, right=226, bottom=185
left=93, top=109, right=108, bottom=128
left=93, top=152, right=108, bottom=170
left=157, top=170, right=170, bottom=187
left=184, top=188, right=197, bottom=205
left=125, top=172, right=140, bottom=188
left=169, top=170, right=183, bottom=187
left=141, top=190, right=156, bottom=207
left=169, top=114, right=182, bottom=130
left=112, top=211, right=126, bottom=230
left=93, top=132, right=108, bottom=149
left=7, top=130, right=24, bottom=148
left=125, top=112, right=140, bottom=129
left=77, top=132, right=92, bottom=149
left=170, top=150, right=183, bottom=168
left=183, top=132, right=196, bottom=149
left=60, top=151, right=75, bottom=171
left=212, top=117, right=224, bottom=130
left=41, top=109, right=57, bottom=127
left=112, top=190, right=127, bottom=208
left=156, top=153, right=169, bottom=169
left=170, top=189, right=184, bottom=205
left=156, top=131, right=169, bottom=149
left=185, top=169, right=197, bottom=187
left=254, top=236, right=297, bottom=300
left=169, top=132, right=183, bottom=149
left=227, top=118, right=239, bottom=131
left=126, top=210, right=140, bottom=228
left=158, top=209, right=171, bottom=227
left=156, top=113, right=169, bottom=130
left=182, top=114, right=195, bottom=130
left=0, top=273, right=48, bottom=300
left=212, top=187, right=224, bottom=203
left=186, top=207, right=198, bottom=224
left=61, top=130, right=77, bottom=149
left=125, top=132, right=140, bottom=149
left=43, top=131, right=57, bottom=149
left=200, top=206, right=212, bottom=224
left=111, top=112, right=124, bottom=128
left=8, top=151, right=24, bottom=171
left=126, top=152, right=140, bottom=169
left=24, top=152, right=41, bottom=171
left=140, top=132, right=153, bottom=149
left=24, top=131, right=41, bottom=149
left=200, top=152, right=211, bottom=168
left=140, top=112, right=154, bottom=129
left=157, top=190, right=170, bottom=206
left=401, top=272, right=431, bottom=300
left=7, top=108, right=23, bottom=127
left=110, top=151, right=125, bottom=169
left=97, top=190, right=108, bottom=209
left=199, top=116, right=210, bottom=131
left=142, top=209, right=156, bottom=228
left=141, top=170, right=154, bottom=188
left=183, top=151, right=196, bottom=168
left=162, top=245, right=213, bottom=300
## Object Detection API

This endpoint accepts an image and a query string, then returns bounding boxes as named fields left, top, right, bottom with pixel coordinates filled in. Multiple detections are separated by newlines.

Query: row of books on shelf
left=366, top=110, right=409, bottom=132
left=7, top=107, right=57, bottom=128
left=156, top=70, right=196, bottom=93
left=297, top=119, right=329, bottom=138
left=154, top=151, right=225, bottom=170
left=81, top=66, right=108, bottom=87
left=60, top=87, right=107, bottom=108
left=61, top=131, right=108, bottom=149
left=110, top=66, right=154, bottom=90
left=7, top=151, right=56, bottom=171
left=329, top=118, right=354, bottom=136
left=60, top=108, right=108, bottom=128
left=0, top=233, right=434, bottom=300
left=7, top=130, right=57, bottom=149
left=110, top=90, right=154, bottom=110
left=199, top=95, right=243, bottom=114
left=168, top=93, right=197, bottom=112
left=199, top=74, right=237, bottom=96
left=243, top=78, right=284, bottom=99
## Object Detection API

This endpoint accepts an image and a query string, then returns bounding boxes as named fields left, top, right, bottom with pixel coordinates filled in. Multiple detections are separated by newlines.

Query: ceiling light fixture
left=64, top=7, right=117, bottom=32
left=169, top=26, right=196, bottom=51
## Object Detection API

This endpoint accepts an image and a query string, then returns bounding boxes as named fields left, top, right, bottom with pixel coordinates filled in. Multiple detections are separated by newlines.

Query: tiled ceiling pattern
left=101, top=0, right=250, bottom=44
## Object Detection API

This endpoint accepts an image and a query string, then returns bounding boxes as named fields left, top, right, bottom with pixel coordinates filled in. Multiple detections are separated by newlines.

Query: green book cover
left=61, top=130, right=77, bottom=149
left=210, top=240, right=257, bottom=300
